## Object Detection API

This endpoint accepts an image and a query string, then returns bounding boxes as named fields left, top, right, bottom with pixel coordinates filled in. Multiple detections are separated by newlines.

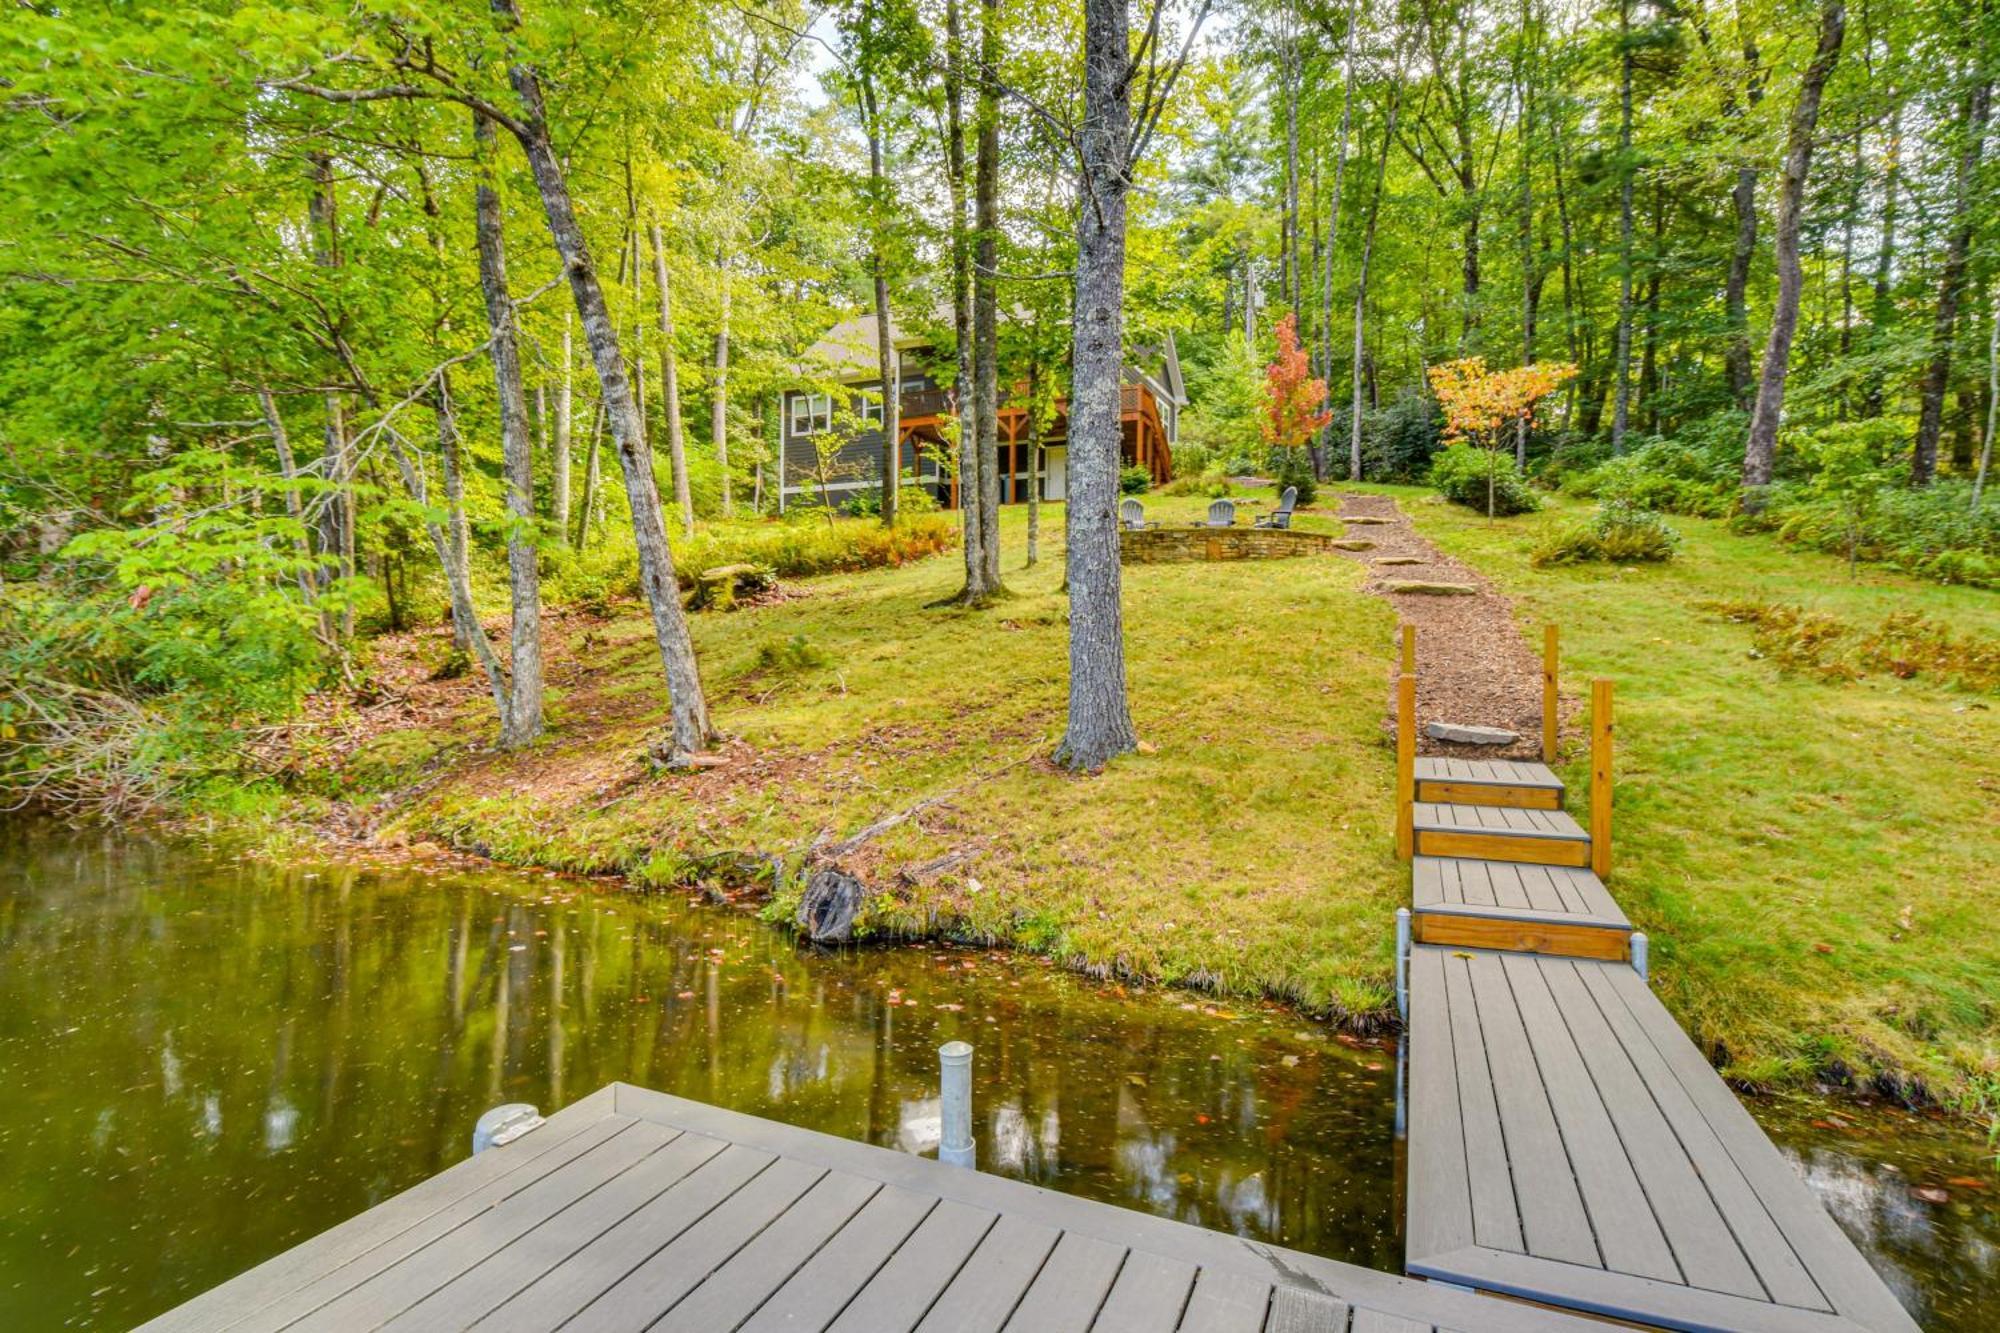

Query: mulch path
left=1324, top=492, right=1569, bottom=761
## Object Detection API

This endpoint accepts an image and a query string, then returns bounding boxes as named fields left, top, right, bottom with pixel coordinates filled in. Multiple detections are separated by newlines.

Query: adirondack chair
left=1255, top=486, right=1299, bottom=530
left=1119, top=498, right=1148, bottom=530
left=1205, top=498, right=1237, bottom=527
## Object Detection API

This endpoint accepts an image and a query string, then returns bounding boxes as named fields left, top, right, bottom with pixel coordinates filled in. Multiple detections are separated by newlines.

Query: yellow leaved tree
left=1426, top=358, right=1578, bottom=518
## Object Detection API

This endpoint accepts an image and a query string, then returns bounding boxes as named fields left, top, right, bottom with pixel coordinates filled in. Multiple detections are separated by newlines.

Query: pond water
left=0, top=825, right=1990, bottom=1330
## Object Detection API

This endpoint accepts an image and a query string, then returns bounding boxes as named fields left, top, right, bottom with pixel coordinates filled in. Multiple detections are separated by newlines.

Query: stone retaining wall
left=1119, top=526, right=1339, bottom=564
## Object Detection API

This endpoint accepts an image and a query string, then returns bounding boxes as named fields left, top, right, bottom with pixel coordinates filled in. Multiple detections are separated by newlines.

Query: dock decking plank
left=1348, top=1312, right=1431, bottom=1333
left=1175, top=1267, right=1271, bottom=1333
left=381, top=1127, right=729, bottom=1333
left=1440, top=948, right=1521, bottom=1253
left=1404, top=947, right=1474, bottom=1263
left=915, top=1213, right=1062, bottom=1333
left=648, top=1170, right=882, bottom=1333
left=474, top=1142, right=778, bottom=1333
left=824, top=1197, right=997, bottom=1333
left=1086, top=1250, right=1196, bottom=1333
left=999, top=1231, right=1126, bottom=1333
left=1263, top=1287, right=1352, bottom=1332
left=560, top=1155, right=827, bottom=1333
left=737, top=1186, right=937, bottom=1333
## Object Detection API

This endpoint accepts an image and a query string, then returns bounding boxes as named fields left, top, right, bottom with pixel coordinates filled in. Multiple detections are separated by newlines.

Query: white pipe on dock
left=938, top=1041, right=975, bottom=1169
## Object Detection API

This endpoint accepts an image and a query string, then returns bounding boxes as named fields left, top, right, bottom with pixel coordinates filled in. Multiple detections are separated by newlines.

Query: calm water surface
left=0, top=825, right=1991, bottom=1329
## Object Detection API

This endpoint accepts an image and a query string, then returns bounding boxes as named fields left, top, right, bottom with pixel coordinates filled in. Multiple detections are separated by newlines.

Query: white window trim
left=790, top=392, right=831, bottom=435
left=858, top=392, right=883, bottom=426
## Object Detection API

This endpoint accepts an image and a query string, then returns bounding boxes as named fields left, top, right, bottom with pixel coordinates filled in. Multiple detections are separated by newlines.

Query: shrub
left=842, top=472, right=942, bottom=519
left=1532, top=498, right=1681, bottom=566
left=1737, top=477, right=1999, bottom=589
left=1429, top=445, right=1541, bottom=516
left=1160, top=465, right=1233, bottom=498
left=677, top=513, right=958, bottom=586
left=753, top=633, right=832, bottom=674
left=1273, top=447, right=1318, bottom=506
left=1119, top=464, right=1153, bottom=495
left=1359, top=387, right=1444, bottom=481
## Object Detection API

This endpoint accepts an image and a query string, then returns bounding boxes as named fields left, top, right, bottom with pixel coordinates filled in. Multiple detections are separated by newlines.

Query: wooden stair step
left=1412, top=857, right=1629, bottom=961
left=1414, top=757, right=1564, bottom=810
left=1412, top=802, right=1590, bottom=867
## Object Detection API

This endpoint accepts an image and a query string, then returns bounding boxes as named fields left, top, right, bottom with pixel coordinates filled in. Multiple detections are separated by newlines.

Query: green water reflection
left=0, top=828, right=1399, bottom=1329
left=0, top=826, right=1992, bottom=1330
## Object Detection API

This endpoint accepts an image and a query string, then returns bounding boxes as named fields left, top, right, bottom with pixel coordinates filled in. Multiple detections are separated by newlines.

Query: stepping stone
left=1340, top=515, right=1396, bottom=525
left=1424, top=721, right=1519, bottom=745
left=1383, top=579, right=1477, bottom=595
left=1331, top=539, right=1375, bottom=550
left=1372, top=555, right=1424, bottom=566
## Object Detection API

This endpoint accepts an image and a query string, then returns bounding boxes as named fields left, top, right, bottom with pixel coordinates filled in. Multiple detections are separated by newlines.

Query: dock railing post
left=1395, top=907, right=1411, bottom=1021
left=1542, top=625, right=1559, bottom=764
left=472, top=1103, right=543, bottom=1156
left=1630, top=932, right=1650, bottom=984
left=1591, top=678, right=1613, bottom=880
left=1396, top=673, right=1416, bottom=860
left=939, top=1041, right=975, bottom=1169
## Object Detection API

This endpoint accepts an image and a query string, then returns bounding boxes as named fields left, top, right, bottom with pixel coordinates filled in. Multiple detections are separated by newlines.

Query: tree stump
left=688, top=563, right=774, bottom=611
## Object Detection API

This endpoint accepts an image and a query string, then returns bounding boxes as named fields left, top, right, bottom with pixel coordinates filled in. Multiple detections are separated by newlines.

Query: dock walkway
left=144, top=1083, right=1604, bottom=1333
left=1397, top=701, right=1918, bottom=1331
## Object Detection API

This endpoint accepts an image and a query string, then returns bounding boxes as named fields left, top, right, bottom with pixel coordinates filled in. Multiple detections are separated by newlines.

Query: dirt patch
left=1330, top=492, right=1569, bottom=760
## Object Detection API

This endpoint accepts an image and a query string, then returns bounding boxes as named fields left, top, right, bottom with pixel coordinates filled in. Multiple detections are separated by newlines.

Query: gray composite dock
left=1404, top=945, right=1918, bottom=1332
left=144, top=1082, right=1603, bottom=1333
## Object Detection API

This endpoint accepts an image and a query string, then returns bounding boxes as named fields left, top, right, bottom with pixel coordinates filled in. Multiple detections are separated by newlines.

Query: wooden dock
left=1394, top=656, right=1919, bottom=1331
left=143, top=1082, right=1606, bottom=1333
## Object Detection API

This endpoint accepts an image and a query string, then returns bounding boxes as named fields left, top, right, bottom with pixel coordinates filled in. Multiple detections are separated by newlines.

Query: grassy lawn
left=356, top=492, right=1407, bottom=1021
left=1370, top=484, right=2000, bottom=1116
left=333, top=483, right=2000, bottom=1117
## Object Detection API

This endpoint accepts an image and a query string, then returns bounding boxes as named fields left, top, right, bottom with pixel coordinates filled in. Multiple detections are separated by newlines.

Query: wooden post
left=1397, top=672, right=1416, bottom=860
left=1590, top=678, right=1613, bottom=879
left=1400, top=622, right=1416, bottom=676
left=1542, top=624, right=1559, bottom=764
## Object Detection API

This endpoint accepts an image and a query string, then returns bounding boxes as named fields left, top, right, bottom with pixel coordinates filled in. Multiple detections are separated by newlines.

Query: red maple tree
left=1262, top=312, right=1331, bottom=452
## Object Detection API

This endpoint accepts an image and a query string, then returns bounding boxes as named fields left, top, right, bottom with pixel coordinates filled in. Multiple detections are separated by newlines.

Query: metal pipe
left=1631, top=932, right=1650, bottom=985
left=938, top=1041, right=975, bottom=1169
left=1395, top=907, right=1412, bottom=1020
left=472, top=1103, right=543, bottom=1156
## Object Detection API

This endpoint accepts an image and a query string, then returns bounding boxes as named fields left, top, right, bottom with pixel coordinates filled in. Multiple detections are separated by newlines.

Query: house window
left=858, top=392, right=883, bottom=426
left=790, top=392, right=830, bottom=435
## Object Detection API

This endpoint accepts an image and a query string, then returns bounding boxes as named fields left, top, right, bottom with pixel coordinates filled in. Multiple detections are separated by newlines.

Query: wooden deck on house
left=142, top=1083, right=1606, bottom=1333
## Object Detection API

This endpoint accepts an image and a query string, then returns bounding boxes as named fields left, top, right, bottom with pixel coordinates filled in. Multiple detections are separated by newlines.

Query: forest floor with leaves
left=270, top=488, right=2000, bottom=1121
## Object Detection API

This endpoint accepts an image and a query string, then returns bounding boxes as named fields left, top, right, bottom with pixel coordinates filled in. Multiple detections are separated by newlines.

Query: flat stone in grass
left=1425, top=721, right=1520, bottom=745
left=1340, top=515, right=1397, bottom=525
left=1373, top=555, right=1424, bottom=566
left=1331, top=539, right=1375, bottom=550
left=1383, top=579, right=1477, bottom=595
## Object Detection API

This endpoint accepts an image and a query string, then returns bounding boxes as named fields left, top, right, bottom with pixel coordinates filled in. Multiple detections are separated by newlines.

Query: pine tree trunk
left=1056, top=0, right=1140, bottom=771
left=1914, top=75, right=1992, bottom=484
left=649, top=222, right=695, bottom=540
left=1744, top=0, right=1846, bottom=491
left=473, top=112, right=543, bottom=750
left=496, top=28, right=714, bottom=763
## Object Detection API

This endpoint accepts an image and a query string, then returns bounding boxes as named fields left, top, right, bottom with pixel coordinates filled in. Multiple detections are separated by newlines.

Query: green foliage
left=1428, top=445, right=1541, bottom=515
left=1176, top=338, right=1264, bottom=474
left=753, top=633, right=832, bottom=674
left=1710, top=602, right=2000, bottom=693
left=1358, top=388, right=1444, bottom=482
left=843, top=473, right=942, bottom=518
left=1273, top=447, right=1318, bottom=506
left=1532, top=498, right=1681, bottom=566
left=1564, top=415, right=1745, bottom=517
left=1119, top=464, right=1154, bottom=495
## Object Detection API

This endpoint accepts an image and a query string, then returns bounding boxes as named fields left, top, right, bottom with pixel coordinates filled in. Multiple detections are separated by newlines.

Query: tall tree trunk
left=1320, top=0, right=1357, bottom=471
left=1611, top=0, right=1635, bottom=452
left=576, top=400, right=603, bottom=550
left=1914, top=74, right=1992, bottom=484
left=307, top=153, right=355, bottom=640
left=1517, top=0, right=1537, bottom=465
left=712, top=252, right=733, bottom=519
left=1025, top=352, right=1045, bottom=567
left=1353, top=87, right=1402, bottom=481
left=945, top=0, right=988, bottom=598
left=1978, top=291, right=1998, bottom=507
left=494, top=10, right=714, bottom=763
left=1864, top=105, right=1901, bottom=417
left=424, top=377, right=508, bottom=712
left=649, top=222, right=695, bottom=540
left=1743, top=0, right=1846, bottom=491
left=553, top=312, right=573, bottom=532
left=861, top=76, right=902, bottom=528
left=1057, top=0, right=1140, bottom=771
left=258, top=388, right=322, bottom=609
left=975, top=0, right=1003, bottom=592
left=1639, top=186, right=1665, bottom=433
left=1283, top=11, right=1302, bottom=318
left=473, top=112, right=543, bottom=749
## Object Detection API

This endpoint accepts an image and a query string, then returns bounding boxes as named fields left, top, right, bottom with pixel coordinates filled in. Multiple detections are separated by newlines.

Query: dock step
left=1414, top=757, right=1563, bottom=810
left=1412, top=802, right=1590, bottom=868
left=1412, top=857, right=1629, bottom=960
